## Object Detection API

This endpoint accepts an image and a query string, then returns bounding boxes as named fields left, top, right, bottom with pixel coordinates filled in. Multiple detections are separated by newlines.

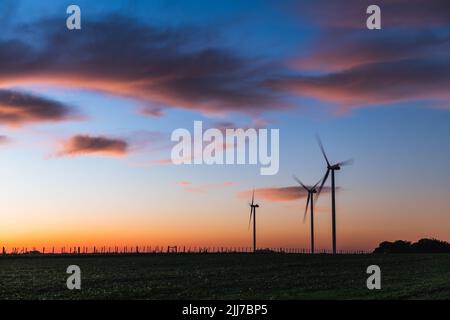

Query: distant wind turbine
left=293, top=175, right=322, bottom=254
left=248, top=189, right=259, bottom=253
left=316, top=136, right=353, bottom=254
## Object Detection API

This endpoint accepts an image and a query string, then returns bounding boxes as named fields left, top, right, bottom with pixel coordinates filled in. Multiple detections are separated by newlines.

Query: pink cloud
left=177, top=180, right=239, bottom=193
left=0, top=16, right=287, bottom=117
left=0, top=89, right=78, bottom=126
left=291, top=30, right=449, bottom=72
left=137, top=106, right=164, bottom=118
left=268, top=59, right=450, bottom=110
left=176, top=181, right=192, bottom=186
left=58, top=135, right=128, bottom=157
left=237, top=186, right=333, bottom=202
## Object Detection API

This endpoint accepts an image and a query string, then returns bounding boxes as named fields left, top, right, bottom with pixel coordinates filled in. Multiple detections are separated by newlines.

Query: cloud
left=138, top=106, right=164, bottom=118
left=292, top=30, right=450, bottom=72
left=0, top=89, right=77, bottom=126
left=268, top=59, right=450, bottom=109
left=0, top=15, right=286, bottom=116
left=176, top=181, right=192, bottom=186
left=0, top=135, right=10, bottom=144
left=148, top=158, right=174, bottom=165
left=280, top=0, right=450, bottom=110
left=291, top=0, right=450, bottom=29
left=237, top=186, right=333, bottom=202
left=58, top=135, right=128, bottom=157
left=177, top=181, right=238, bottom=193
left=2, top=7, right=447, bottom=119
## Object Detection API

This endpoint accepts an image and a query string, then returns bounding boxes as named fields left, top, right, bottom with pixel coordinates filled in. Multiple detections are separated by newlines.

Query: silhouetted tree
left=412, top=238, right=450, bottom=253
left=374, top=238, right=450, bottom=253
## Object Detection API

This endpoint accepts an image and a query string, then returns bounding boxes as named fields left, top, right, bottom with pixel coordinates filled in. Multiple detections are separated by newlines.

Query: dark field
left=0, top=254, right=449, bottom=299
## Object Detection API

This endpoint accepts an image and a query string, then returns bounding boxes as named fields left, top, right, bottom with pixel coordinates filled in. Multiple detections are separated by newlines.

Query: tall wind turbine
left=293, top=175, right=321, bottom=254
left=316, top=136, right=353, bottom=254
left=248, top=190, right=259, bottom=253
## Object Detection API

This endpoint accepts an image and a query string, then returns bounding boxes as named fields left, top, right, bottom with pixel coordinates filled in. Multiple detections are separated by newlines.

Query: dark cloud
left=293, top=30, right=450, bottom=71
left=58, top=135, right=128, bottom=157
left=291, top=0, right=450, bottom=28
left=268, top=59, right=450, bottom=109
left=0, top=15, right=285, bottom=116
left=281, top=0, right=450, bottom=110
left=1, top=7, right=447, bottom=117
left=0, top=89, right=76, bottom=125
left=138, top=106, right=164, bottom=117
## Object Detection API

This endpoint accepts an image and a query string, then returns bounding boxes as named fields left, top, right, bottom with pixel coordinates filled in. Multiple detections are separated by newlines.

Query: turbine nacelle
left=293, top=174, right=322, bottom=223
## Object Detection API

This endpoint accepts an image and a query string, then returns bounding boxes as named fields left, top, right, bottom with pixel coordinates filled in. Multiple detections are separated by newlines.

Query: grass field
left=1, top=254, right=449, bottom=299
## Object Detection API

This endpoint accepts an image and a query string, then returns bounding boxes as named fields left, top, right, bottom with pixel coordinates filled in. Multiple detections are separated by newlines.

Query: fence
left=0, top=245, right=371, bottom=255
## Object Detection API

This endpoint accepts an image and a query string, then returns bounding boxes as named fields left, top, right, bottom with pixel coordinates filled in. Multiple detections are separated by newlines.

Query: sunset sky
left=1, top=0, right=449, bottom=252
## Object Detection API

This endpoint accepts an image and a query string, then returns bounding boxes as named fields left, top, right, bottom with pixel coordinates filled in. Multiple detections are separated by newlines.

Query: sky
left=0, top=0, right=449, bottom=252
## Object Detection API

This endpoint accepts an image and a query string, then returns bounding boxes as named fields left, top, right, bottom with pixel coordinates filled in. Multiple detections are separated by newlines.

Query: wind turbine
left=293, top=175, right=321, bottom=254
left=248, top=189, right=259, bottom=253
left=316, top=136, right=353, bottom=254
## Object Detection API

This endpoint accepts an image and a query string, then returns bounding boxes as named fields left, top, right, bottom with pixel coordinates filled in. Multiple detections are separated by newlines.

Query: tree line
left=373, top=238, right=450, bottom=253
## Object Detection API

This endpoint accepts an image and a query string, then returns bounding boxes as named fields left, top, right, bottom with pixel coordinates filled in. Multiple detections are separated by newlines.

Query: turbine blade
left=293, top=175, right=309, bottom=191
left=315, top=169, right=330, bottom=204
left=248, top=207, right=253, bottom=230
left=316, top=135, right=331, bottom=167
left=313, top=177, right=322, bottom=189
left=251, top=189, right=255, bottom=206
left=338, top=158, right=354, bottom=166
left=303, top=193, right=311, bottom=223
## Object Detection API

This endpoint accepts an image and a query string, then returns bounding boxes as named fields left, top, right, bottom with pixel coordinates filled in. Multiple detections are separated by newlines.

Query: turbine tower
left=316, top=136, right=353, bottom=254
left=293, top=175, right=322, bottom=254
left=248, top=189, right=259, bottom=253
